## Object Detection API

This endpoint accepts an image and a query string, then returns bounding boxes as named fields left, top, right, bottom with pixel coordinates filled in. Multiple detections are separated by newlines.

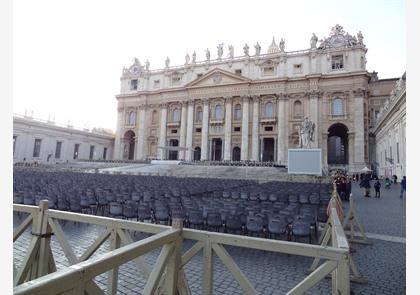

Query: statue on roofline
left=254, top=42, right=261, bottom=56
left=243, top=43, right=249, bottom=56
left=310, top=33, right=318, bottom=49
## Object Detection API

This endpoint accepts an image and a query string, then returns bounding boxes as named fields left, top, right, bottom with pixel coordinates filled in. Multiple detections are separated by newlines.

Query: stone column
left=251, top=95, right=260, bottom=161
left=224, top=97, right=232, bottom=161
left=158, top=103, right=168, bottom=160
left=200, top=98, right=210, bottom=161
left=185, top=99, right=194, bottom=161
left=353, top=90, right=365, bottom=167
left=241, top=96, right=250, bottom=161
left=179, top=101, right=188, bottom=160
left=322, top=133, right=328, bottom=167
left=277, top=94, right=288, bottom=164
left=113, top=107, right=124, bottom=159
left=348, top=132, right=355, bottom=166
left=136, top=105, right=147, bottom=160
left=309, top=92, right=319, bottom=148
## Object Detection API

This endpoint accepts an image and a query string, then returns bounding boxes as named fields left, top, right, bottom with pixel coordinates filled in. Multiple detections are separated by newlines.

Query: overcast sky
left=13, top=0, right=406, bottom=132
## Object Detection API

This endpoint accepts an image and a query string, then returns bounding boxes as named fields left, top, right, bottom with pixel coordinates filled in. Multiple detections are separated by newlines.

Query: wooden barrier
left=13, top=199, right=351, bottom=294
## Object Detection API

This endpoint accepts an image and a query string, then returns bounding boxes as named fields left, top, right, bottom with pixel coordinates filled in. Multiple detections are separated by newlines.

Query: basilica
left=114, top=25, right=398, bottom=173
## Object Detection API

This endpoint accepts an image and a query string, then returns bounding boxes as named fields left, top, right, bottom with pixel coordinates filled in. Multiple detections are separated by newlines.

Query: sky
left=13, top=0, right=406, bottom=132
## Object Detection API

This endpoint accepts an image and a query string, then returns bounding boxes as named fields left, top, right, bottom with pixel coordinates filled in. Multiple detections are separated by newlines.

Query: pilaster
left=241, top=96, right=250, bottom=161
left=251, top=95, right=260, bottom=161
left=200, top=98, right=210, bottom=160
left=224, top=97, right=233, bottom=161
left=179, top=101, right=188, bottom=160
left=185, top=99, right=194, bottom=161
left=158, top=103, right=168, bottom=160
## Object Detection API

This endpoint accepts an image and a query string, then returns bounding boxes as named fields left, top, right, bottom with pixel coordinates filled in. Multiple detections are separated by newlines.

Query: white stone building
left=13, top=114, right=114, bottom=164
left=372, top=72, right=406, bottom=179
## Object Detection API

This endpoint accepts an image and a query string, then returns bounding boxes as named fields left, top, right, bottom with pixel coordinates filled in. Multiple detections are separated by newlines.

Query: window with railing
left=55, top=141, right=62, bottom=159
left=172, top=108, right=180, bottom=122
left=214, top=104, right=223, bottom=120
left=332, top=97, right=344, bottom=116
left=196, top=107, right=203, bottom=122
left=265, top=102, right=273, bottom=118
left=33, top=139, right=42, bottom=158
left=234, top=104, right=241, bottom=121
left=332, top=55, right=344, bottom=70
left=130, top=79, right=138, bottom=90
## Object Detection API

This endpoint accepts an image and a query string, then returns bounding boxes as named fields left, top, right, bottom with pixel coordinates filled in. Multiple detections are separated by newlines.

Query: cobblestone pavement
left=13, top=180, right=405, bottom=294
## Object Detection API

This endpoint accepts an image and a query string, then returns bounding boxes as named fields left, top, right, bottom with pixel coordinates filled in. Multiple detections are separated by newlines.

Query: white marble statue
left=357, top=31, right=364, bottom=45
left=243, top=43, right=249, bottom=56
left=165, top=56, right=170, bottom=68
left=185, top=53, right=190, bottom=65
left=299, top=117, right=315, bottom=148
left=217, top=43, right=224, bottom=59
left=279, top=39, right=285, bottom=52
left=205, top=48, right=210, bottom=61
left=192, top=51, right=196, bottom=63
left=228, top=45, right=234, bottom=58
left=145, top=60, right=150, bottom=71
left=254, top=42, right=261, bottom=56
left=310, top=33, right=318, bottom=49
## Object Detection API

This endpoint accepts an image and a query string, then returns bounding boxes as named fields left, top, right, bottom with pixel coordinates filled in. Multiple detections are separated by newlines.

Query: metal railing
left=13, top=196, right=351, bottom=294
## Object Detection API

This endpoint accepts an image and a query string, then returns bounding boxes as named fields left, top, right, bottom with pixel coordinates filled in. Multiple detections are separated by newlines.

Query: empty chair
left=187, top=210, right=204, bottom=229
left=154, top=208, right=169, bottom=225
left=246, top=216, right=264, bottom=237
left=138, top=207, right=152, bottom=222
left=288, top=194, right=299, bottom=204
left=268, top=217, right=289, bottom=240
left=299, top=193, right=309, bottom=204
left=109, top=202, right=123, bottom=219
left=123, top=202, right=138, bottom=220
left=291, top=219, right=312, bottom=243
left=225, top=215, right=243, bottom=234
left=206, top=212, right=222, bottom=232
left=268, top=193, right=277, bottom=202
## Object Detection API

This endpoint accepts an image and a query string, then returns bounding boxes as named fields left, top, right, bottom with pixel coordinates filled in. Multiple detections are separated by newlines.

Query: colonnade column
left=179, top=101, right=188, bottom=160
left=309, top=92, right=319, bottom=148
left=185, top=100, right=194, bottom=161
left=277, top=94, right=288, bottom=164
left=241, top=96, right=249, bottom=161
left=353, top=89, right=365, bottom=167
left=224, top=96, right=232, bottom=161
left=158, top=103, right=168, bottom=160
left=136, top=105, right=146, bottom=160
left=251, top=95, right=260, bottom=161
left=113, top=107, right=124, bottom=159
left=200, top=98, right=210, bottom=161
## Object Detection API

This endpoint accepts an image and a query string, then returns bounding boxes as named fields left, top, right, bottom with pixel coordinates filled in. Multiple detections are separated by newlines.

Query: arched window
left=196, top=107, right=203, bottom=122
left=332, top=97, right=344, bottom=116
left=215, top=104, right=223, bottom=120
left=234, top=104, right=241, bottom=121
left=172, top=108, right=180, bottom=122
left=265, top=102, right=273, bottom=118
left=127, top=111, right=136, bottom=125
left=152, top=110, right=158, bottom=124
left=293, top=100, right=302, bottom=117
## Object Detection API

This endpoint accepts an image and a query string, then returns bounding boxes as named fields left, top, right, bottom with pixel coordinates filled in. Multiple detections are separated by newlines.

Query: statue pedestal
left=288, top=149, right=322, bottom=175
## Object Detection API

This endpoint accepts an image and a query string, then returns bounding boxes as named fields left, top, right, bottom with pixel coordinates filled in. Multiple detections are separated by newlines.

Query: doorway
left=262, top=138, right=275, bottom=161
left=211, top=138, right=222, bottom=161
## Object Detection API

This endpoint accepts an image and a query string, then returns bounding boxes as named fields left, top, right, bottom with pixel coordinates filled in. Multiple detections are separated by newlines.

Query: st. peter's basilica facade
left=114, top=25, right=397, bottom=173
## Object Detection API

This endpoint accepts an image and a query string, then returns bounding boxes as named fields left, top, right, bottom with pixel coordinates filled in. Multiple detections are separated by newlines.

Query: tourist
left=345, top=176, right=352, bottom=200
left=360, top=174, right=371, bottom=197
left=385, top=177, right=391, bottom=189
left=374, top=179, right=381, bottom=198
left=400, top=176, right=406, bottom=199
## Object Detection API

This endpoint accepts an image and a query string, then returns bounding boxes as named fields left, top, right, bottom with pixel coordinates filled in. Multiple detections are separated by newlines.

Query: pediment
left=187, top=68, right=251, bottom=88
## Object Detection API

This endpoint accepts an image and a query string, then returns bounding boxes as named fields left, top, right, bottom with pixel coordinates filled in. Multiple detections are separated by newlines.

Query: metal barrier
left=13, top=199, right=351, bottom=294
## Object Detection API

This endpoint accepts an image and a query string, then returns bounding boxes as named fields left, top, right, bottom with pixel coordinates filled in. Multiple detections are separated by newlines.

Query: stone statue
left=185, top=53, right=190, bottom=65
left=192, top=51, right=196, bottom=63
left=254, top=42, right=261, bottom=56
left=165, top=56, right=170, bottom=68
left=217, top=43, right=224, bottom=59
left=299, top=117, right=315, bottom=148
left=205, top=48, right=210, bottom=61
left=133, top=57, right=140, bottom=64
left=243, top=43, right=249, bottom=56
left=279, top=38, right=285, bottom=52
left=145, top=60, right=150, bottom=71
left=357, top=31, right=364, bottom=45
left=228, top=45, right=234, bottom=58
left=310, top=33, right=318, bottom=49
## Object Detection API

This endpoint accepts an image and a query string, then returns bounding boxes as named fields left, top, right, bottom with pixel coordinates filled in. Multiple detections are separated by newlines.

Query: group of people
left=334, top=170, right=406, bottom=200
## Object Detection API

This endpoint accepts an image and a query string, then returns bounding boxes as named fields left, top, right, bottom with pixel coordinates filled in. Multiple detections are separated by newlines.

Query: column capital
left=160, top=102, right=168, bottom=108
left=225, top=96, right=233, bottom=103
left=117, top=107, right=124, bottom=113
left=139, top=104, right=147, bottom=110
left=275, top=93, right=287, bottom=101
left=353, top=88, right=366, bottom=97
left=252, top=95, right=260, bottom=102
left=181, top=100, right=188, bottom=107
left=202, top=98, right=210, bottom=105
left=187, top=99, right=195, bottom=105
left=306, top=90, right=321, bottom=99
left=241, top=95, right=250, bottom=102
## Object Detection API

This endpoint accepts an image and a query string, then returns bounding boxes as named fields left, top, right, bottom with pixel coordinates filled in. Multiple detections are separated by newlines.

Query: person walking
left=400, top=176, right=406, bottom=199
left=360, top=174, right=371, bottom=197
left=374, top=179, right=381, bottom=198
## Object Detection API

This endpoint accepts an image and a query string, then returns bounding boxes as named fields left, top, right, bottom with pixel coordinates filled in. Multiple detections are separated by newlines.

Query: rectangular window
left=13, top=135, right=17, bottom=155
left=171, top=129, right=178, bottom=134
left=89, top=145, right=95, bottom=160
left=195, top=128, right=202, bottom=133
left=234, top=127, right=241, bottom=132
left=153, top=80, right=160, bottom=88
left=55, top=141, right=62, bottom=159
left=103, top=147, right=107, bottom=160
left=130, top=79, right=138, bottom=90
left=33, top=139, right=42, bottom=158
left=293, top=64, right=302, bottom=74
left=263, top=66, right=275, bottom=76
left=73, top=144, right=80, bottom=160
left=172, top=76, right=181, bottom=86
left=235, top=69, right=242, bottom=75
left=264, top=126, right=273, bottom=131
left=397, top=142, right=400, bottom=163
left=332, top=55, right=344, bottom=70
